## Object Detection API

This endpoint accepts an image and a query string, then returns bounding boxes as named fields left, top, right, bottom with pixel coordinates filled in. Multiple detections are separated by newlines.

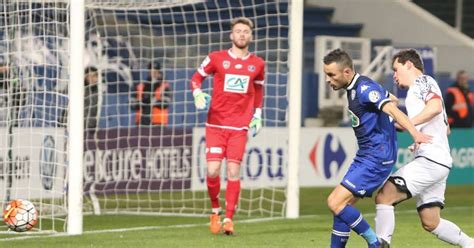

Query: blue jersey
left=341, top=74, right=397, bottom=197
left=346, top=74, right=397, bottom=165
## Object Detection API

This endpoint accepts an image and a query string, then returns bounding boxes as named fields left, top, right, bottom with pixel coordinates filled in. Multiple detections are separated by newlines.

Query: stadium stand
left=413, top=0, right=474, bottom=38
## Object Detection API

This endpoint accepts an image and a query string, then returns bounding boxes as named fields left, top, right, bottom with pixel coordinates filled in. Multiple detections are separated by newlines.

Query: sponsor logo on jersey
left=247, top=65, right=255, bottom=72
left=347, top=109, right=360, bottom=127
left=224, top=74, right=250, bottom=93
left=309, top=133, right=346, bottom=179
left=368, top=90, right=380, bottom=103
left=222, top=60, right=230, bottom=70
left=235, top=64, right=242, bottom=69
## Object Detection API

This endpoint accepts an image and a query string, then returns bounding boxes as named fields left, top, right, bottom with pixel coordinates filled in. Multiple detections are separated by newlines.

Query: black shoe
left=380, top=238, right=390, bottom=248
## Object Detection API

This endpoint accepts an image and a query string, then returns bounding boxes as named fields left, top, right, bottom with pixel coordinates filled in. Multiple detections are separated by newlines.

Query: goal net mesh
left=0, top=0, right=290, bottom=233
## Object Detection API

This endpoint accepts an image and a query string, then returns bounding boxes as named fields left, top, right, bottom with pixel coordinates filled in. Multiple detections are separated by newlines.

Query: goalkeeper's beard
left=232, top=40, right=250, bottom=50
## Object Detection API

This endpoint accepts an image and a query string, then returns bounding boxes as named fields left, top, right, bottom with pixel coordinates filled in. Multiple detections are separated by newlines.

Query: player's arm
left=191, top=55, right=213, bottom=110
left=388, top=92, right=399, bottom=104
left=249, top=62, right=265, bottom=137
left=382, top=102, right=432, bottom=147
left=410, top=98, right=443, bottom=126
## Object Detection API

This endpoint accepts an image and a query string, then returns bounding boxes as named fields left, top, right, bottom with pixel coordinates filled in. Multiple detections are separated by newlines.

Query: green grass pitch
left=1, top=185, right=472, bottom=247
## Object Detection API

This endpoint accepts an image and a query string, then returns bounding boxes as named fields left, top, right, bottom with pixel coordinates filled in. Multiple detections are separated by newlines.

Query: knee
left=375, top=191, right=389, bottom=205
left=421, top=219, right=439, bottom=232
left=227, top=169, right=240, bottom=180
left=326, top=194, right=340, bottom=214
left=207, top=168, right=220, bottom=178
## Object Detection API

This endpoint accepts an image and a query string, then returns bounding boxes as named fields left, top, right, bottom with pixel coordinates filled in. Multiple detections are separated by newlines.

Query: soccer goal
left=0, top=0, right=302, bottom=235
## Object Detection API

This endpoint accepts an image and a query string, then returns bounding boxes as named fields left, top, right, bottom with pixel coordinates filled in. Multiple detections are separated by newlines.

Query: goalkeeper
left=190, top=17, right=264, bottom=235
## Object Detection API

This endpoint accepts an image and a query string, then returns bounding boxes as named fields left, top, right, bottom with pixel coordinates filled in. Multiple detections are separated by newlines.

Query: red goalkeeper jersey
left=191, top=49, right=265, bottom=130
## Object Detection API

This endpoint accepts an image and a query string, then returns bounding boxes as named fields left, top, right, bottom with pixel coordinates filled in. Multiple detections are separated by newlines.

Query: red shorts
left=205, top=126, right=248, bottom=163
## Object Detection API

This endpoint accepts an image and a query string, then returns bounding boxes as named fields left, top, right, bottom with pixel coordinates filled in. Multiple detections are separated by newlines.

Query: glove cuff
left=253, top=108, right=262, bottom=119
left=192, top=88, right=203, bottom=97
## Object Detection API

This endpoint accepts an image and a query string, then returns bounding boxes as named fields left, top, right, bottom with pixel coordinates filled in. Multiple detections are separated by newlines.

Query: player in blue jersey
left=322, top=49, right=432, bottom=248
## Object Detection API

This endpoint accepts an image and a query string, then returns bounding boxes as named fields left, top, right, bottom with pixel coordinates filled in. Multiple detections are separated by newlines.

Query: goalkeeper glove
left=249, top=108, right=263, bottom=137
left=193, top=89, right=211, bottom=111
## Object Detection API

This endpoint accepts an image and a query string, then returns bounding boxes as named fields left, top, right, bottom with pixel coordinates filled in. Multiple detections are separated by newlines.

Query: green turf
left=1, top=185, right=473, bottom=247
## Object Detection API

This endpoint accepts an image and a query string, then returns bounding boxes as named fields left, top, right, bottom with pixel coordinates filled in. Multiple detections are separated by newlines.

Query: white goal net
left=1, top=0, right=294, bottom=233
left=0, top=1, right=69, bottom=233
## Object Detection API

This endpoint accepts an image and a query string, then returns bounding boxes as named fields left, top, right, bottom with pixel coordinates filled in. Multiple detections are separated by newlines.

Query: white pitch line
left=1, top=206, right=472, bottom=242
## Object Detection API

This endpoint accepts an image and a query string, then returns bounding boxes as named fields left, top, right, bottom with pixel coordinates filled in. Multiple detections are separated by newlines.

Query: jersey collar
left=228, top=49, right=251, bottom=60
left=346, top=73, right=360, bottom=90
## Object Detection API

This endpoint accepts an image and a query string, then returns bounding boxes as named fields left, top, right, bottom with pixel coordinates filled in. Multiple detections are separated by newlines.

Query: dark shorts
left=340, top=157, right=394, bottom=198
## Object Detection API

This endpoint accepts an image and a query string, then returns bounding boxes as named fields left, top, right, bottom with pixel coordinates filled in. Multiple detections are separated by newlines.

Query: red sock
left=225, top=180, right=241, bottom=219
left=206, top=175, right=220, bottom=209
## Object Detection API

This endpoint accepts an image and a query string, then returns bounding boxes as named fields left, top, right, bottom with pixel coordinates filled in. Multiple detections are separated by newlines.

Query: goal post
left=68, top=0, right=85, bottom=235
left=287, top=0, right=303, bottom=219
left=1, top=0, right=302, bottom=235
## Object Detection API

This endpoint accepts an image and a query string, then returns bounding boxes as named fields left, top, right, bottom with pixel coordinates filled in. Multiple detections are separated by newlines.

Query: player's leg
left=417, top=179, right=474, bottom=247
left=207, top=160, right=223, bottom=234
left=207, top=160, right=222, bottom=212
left=222, top=129, right=247, bottom=235
left=328, top=160, right=391, bottom=248
left=374, top=167, right=412, bottom=245
left=328, top=186, right=357, bottom=248
left=205, top=126, right=226, bottom=234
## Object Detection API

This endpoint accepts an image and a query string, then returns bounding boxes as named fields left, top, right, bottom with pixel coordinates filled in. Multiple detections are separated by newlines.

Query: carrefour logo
left=224, top=74, right=249, bottom=93
left=309, top=134, right=346, bottom=179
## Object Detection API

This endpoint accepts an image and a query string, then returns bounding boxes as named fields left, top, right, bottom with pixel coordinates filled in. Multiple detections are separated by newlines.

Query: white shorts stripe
left=205, top=123, right=249, bottom=131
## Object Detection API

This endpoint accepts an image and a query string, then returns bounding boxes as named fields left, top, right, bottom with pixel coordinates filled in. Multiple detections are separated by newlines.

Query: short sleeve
left=413, top=76, right=442, bottom=103
left=358, top=83, right=391, bottom=110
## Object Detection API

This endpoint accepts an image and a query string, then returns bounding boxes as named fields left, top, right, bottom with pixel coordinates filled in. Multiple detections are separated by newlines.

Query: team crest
left=248, top=65, right=255, bottom=72
left=368, top=90, right=380, bottom=103
left=351, top=90, right=356, bottom=100
left=235, top=64, right=242, bottom=69
left=222, top=60, right=230, bottom=69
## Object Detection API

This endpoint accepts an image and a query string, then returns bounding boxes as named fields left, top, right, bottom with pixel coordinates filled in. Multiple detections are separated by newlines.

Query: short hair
left=392, top=49, right=424, bottom=73
left=85, top=66, right=98, bottom=75
left=323, top=48, right=353, bottom=70
left=149, top=61, right=161, bottom=70
left=456, top=70, right=467, bottom=78
left=230, top=17, right=254, bottom=30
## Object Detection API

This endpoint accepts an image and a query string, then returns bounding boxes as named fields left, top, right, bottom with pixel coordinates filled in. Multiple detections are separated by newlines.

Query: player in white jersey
left=375, top=49, right=473, bottom=248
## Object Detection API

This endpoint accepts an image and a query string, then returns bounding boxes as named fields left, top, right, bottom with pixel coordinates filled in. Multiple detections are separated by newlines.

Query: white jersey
left=405, top=75, right=452, bottom=167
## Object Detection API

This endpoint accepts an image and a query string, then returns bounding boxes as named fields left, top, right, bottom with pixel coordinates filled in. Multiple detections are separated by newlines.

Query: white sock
left=212, top=207, right=221, bottom=214
left=431, top=218, right=472, bottom=247
left=375, top=204, right=395, bottom=243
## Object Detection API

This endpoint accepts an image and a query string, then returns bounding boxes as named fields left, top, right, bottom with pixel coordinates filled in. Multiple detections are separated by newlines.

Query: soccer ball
left=3, top=199, right=38, bottom=232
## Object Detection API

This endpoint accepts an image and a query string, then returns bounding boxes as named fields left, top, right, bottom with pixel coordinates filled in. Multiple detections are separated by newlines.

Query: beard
left=232, top=39, right=249, bottom=49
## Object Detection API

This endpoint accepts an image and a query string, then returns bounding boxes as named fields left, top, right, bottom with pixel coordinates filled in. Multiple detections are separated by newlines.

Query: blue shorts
left=341, top=157, right=394, bottom=198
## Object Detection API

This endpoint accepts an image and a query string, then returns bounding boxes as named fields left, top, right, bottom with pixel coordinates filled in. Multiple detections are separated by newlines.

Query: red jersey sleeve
left=191, top=54, right=216, bottom=91
left=254, top=61, right=265, bottom=109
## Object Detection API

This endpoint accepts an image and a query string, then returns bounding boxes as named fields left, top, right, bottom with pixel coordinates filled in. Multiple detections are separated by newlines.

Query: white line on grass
left=1, top=206, right=472, bottom=242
